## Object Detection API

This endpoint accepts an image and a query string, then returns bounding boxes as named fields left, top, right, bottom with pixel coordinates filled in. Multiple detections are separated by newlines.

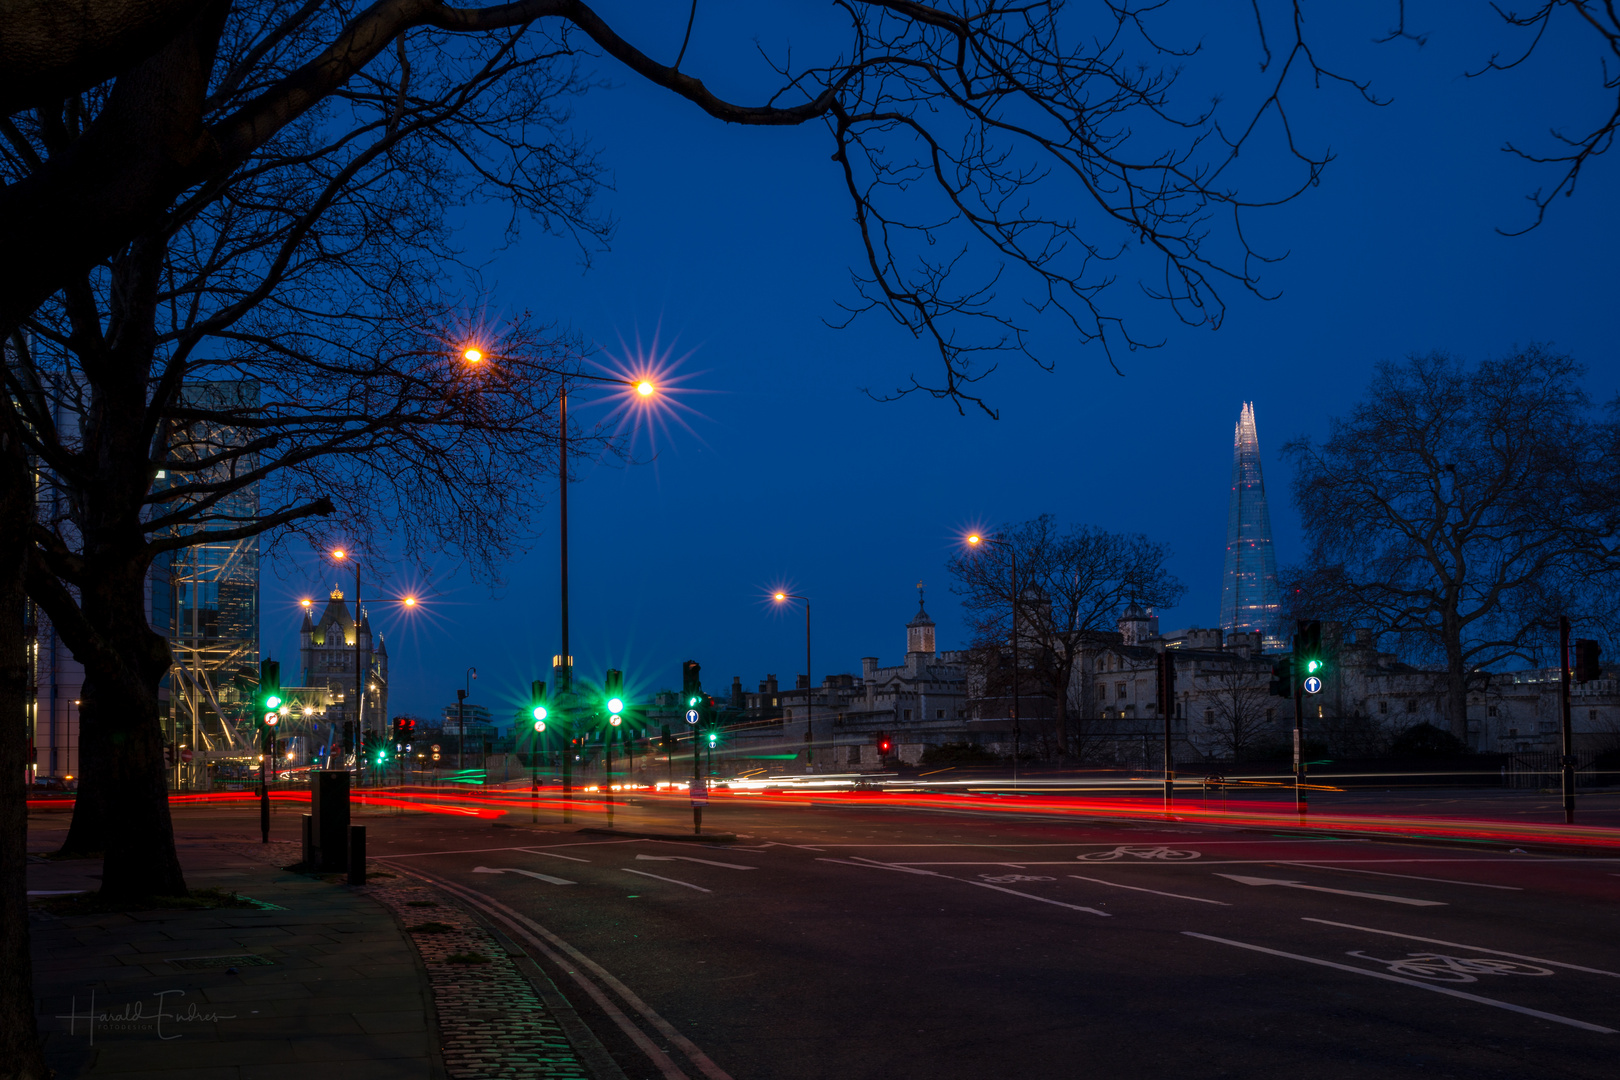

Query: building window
left=1379, top=701, right=1388, bottom=714
left=1487, top=706, right=1498, bottom=717
left=937, top=709, right=945, bottom=719
left=903, top=709, right=912, bottom=721
left=1508, top=728, right=1517, bottom=738
left=1266, top=708, right=1275, bottom=722
left=1406, top=700, right=1417, bottom=713
left=1204, top=708, right=1214, bottom=724
left=1591, top=710, right=1599, bottom=721
left=1117, top=682, right=1127, bottom=700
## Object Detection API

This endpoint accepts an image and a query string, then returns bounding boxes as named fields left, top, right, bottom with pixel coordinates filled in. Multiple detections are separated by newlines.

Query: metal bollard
left=347, top=825, right=366, bottom=885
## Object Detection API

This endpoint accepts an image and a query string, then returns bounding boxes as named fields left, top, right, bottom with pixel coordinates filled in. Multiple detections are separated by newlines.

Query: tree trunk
left=78, top=565, right=186, bottom=899
left=0, top=427, right=51, bottom=1080
left=1444, top=617, right=1470, bottom=746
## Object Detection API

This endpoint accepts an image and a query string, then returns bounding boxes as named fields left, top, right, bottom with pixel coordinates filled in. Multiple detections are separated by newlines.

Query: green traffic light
left=533, top=705, right=548, bottom=721
left=1306, top=659, right=1322, bottom=674
left=265, top=694, right=282, bottom=709
left=608, top=697, right=624, bottom=715
left=688, top=696, right=698, bottom=707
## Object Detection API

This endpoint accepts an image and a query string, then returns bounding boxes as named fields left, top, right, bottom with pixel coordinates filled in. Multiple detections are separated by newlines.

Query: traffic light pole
left=559, top=385, right=572, bottom=823
left=1159, top=652, right=1174, bottom=814
left=1293, top=631, right=1307, bottom=823
left=259, top=734, right=271, bottom=843
left=692, top=726, right=703, bottom=835
left=1560, top=614, right=1575, bottom=825
left=604, top=731, right=614, bottom=829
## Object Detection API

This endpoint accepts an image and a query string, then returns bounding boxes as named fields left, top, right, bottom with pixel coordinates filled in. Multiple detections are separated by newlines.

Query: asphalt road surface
left=113, top=795, right=1620, bottom=1078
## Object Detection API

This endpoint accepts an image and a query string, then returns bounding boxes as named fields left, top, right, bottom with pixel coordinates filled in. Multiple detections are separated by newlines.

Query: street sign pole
left=1293, top=628, right=1306, bottom=823
left=1560, top=614, right=1575, bottom=825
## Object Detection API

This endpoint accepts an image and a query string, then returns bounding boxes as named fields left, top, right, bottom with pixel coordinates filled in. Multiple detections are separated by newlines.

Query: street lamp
left=329, top=548, right=373, bottom=779
left=458, top=342, right=659, bottom=804
left=771, top=592, right=815, bottom=772
left=965, top=533, right=1021, bottom=786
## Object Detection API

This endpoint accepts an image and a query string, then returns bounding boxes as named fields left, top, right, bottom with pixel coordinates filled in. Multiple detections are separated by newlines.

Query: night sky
left=262, top=5, right=1617, bottom=728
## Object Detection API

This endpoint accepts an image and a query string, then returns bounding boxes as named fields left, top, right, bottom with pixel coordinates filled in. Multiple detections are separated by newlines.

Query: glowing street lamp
left=771, top=591, right=815, bottom=771
left=964, top=532, right=1021, bottom=785
left=463, top=346, right=484, bottom=364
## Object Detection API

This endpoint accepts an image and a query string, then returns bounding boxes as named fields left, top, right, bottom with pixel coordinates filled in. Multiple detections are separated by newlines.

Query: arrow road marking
left=472, top=866, right=575, bottom=885
left=1217, top=874, right=1445, bottom=907
left=635, top=854, right=756, bottom=870
left=622, top=869, right=711, bottom=893
left=1184, top=932, right=1616, bottom=1034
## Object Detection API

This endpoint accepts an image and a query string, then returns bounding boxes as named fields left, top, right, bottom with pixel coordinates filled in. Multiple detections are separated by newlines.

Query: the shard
left=1219, top=402, right=1282, bottom=651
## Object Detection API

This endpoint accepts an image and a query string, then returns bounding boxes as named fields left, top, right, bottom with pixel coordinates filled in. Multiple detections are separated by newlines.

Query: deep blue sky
left=264, top=4, right=1617, bottom=727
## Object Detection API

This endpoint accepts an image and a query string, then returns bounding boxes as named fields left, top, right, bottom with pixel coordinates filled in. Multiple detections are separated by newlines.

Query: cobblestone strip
left=366, top=874, right=595, bottom=1080
left=224, top=842, right=601, bottom=1080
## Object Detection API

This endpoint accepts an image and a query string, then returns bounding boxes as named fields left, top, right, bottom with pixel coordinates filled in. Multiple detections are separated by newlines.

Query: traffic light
left=1574, top=639, right=1603, bottom=683
left=682, top=660, right=702, bottom=708
left=605, top=669, right=624, bottom=726
left=1268, top=656, right=1293, bottom=698
left=401, top=717, right=415, bottom=747
left=1297, top=619, right=1324, bottom=675
left=877, top=733, right=893, bottom=756
left=257, top=658, right=282, bottom=726
left=530, top=680, right=549, bottom=731
left=661, top=724, right=674, bottom=752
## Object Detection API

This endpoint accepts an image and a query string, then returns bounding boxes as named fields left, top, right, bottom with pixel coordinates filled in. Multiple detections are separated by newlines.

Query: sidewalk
left=27, top=836, right=606, bottom=1079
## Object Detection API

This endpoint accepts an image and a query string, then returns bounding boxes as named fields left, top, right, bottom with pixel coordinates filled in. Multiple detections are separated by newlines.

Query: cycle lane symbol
left=1077, top=846, right=1201, bottom=861
left=978, top=874, right=1055, bottom=884
left=1346, top=951, right=1556, bottom=984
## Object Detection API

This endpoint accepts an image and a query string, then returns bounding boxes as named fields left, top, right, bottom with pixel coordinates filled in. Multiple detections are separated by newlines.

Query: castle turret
left=906, top=584, right=936, bottom=659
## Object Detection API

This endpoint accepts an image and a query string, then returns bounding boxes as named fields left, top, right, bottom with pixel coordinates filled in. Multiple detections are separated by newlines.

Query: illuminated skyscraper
left=1219, top=402, right=1282, bottom=651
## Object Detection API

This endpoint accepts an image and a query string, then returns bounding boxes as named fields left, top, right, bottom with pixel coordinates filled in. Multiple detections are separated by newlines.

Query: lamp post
left=966, top=534, right=1020, bottom=786
left=461, top=343, right=658, bottom=816
left=457, top=667, right=477, bottom=773
left=329, top=549, right=372, bottom=782
left=771, top=592, right=814, bottom=771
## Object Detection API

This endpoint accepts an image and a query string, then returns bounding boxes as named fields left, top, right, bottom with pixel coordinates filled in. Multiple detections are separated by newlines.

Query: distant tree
left=1197, top=664, right=1273, bottom=763
left=1389, top=721, right=1467, bottom=759
left=949, top=514, right=1184, bottom=758
left=1281, top=347, right=1618, bottom=744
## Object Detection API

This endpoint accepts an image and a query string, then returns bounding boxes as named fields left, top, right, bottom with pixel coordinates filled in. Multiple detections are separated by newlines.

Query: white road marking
left=520, top=849, right=591, bottom=862
left=1068, top=874, right=1229, bottom=905
left=635, top=854, right=757, bottom=870
left=1288, top=864, right=1521, bottom=890
left=829, top=857, right=1110, bottom=916
left=1302, top=919, right=1620, bottom=978
left=1184, top=932, right=1616, bottom=1034
left=622, top=869, right=712, bottom=892
left=472, top=866, right=574, bottom=885
left=1216, top=874, right=1446, bottom=907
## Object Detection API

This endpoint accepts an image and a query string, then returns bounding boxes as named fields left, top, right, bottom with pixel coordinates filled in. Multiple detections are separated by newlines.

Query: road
left=65, top=791, right=1620, bottom=1079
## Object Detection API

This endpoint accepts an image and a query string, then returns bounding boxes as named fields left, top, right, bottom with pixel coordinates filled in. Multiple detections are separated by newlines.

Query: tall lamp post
left=966, top=534, right=1020, bottom=786
left=329, top=549, right=373, bottom=783
left=461, top=344, right=659, bottom=813
left=457, top=667, right=477, bottom=773
left=771, top=592, right=814, bottom=771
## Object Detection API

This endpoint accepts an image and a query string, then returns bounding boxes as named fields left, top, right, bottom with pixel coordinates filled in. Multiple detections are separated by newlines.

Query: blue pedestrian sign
left=1303, top=676, right=1323, bottom=695
left=685, top=708, right=701, bottom=725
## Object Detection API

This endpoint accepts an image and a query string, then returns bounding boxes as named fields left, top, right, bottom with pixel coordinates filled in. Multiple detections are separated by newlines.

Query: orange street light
left=332, top=548, right=347, bottom=560
left=966, top=533, right=984, bottom=546
left=635, top=379, right=656, bottom=397
left=463, top=346, right=484, bottom=364
left=300, top=598, right=313, bottom=609
left=402, top=596, right=417, bottom=607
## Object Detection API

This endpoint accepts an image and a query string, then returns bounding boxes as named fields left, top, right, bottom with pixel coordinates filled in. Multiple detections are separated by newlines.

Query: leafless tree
left=1380, top=1, right=1620, bottom=233
left=949, top=514, right=1183, bottom=757
left=1281, top=347, right=1619, bottom=744
left=1196, top=664, right=1273, bottom=762
left=3, top=16, right=609, bottom=901
left=0, top=2, right=1374, bottom=409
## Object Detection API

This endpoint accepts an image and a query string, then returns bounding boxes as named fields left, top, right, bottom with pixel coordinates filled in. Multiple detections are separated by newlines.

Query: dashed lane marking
left=1216, top=874, right=1446, bottom=906
left=519, top=849, right=591, bottom=862
left=1068, top=874, right=1229, bottom=905
left=824, top=856, right=1111, bottom=916
left=1184, top=932, right=1616, bottom=1034
left=472, top=866, right=575, bottom=885
left=621, top=869, right=712, bottom=893
left=1289, top=863, right=1522, bottom=890
left=1302, top=919, right=1620, bottom=978
left=635, top=854, right=757, bottom=870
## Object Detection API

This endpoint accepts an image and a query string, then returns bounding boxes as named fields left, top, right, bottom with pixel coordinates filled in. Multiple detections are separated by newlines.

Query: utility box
left=310, top=770, right=351, bottom=872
